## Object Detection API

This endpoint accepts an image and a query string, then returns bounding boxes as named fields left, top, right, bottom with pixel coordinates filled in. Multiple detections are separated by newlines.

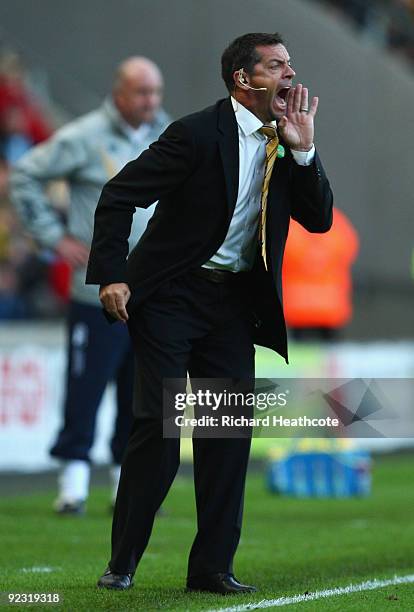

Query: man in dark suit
left=87, top=32, right=333, bottom=593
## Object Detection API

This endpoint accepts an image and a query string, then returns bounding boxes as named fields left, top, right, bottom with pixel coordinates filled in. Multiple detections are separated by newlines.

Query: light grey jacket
left=10, top=99, right=171, bottom=305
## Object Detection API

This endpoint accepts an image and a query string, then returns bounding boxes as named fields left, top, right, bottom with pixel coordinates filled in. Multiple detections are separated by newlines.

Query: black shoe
left=186, top=572, right=257, bottom=594
left=97, top=568, right=134, bottom=590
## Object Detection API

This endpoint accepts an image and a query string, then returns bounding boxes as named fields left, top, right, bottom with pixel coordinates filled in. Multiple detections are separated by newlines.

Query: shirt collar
left=230, top=96, right=277, bottom=138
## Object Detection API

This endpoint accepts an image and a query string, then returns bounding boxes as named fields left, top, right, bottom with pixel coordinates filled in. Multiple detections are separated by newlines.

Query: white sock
left=58, top=460, right=90, bottom=502
left=109, top=465, right=122, bottom=503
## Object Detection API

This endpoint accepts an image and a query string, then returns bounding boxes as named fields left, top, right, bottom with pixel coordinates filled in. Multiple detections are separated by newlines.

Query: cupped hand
left=278, top=83, right=318, bottom=152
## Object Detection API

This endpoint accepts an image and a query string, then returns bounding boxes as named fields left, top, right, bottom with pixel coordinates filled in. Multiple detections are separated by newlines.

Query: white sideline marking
left=207, top=574, right=414, bottom=611
left=20, top=566, right=60, bottom=573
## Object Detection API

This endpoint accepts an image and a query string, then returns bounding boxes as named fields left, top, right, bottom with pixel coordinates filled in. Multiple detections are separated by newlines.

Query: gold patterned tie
left=259, top=125, right=279, bottom=271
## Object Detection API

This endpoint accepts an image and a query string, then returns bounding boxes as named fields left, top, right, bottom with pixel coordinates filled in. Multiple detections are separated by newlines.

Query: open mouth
left=275, top=87, right=290, bottom=107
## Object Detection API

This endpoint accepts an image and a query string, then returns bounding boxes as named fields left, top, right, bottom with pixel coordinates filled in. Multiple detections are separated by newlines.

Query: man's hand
left=55, top=235, right=90, bottom=268
left=99, top=283, right=131, bottom=322
left=278, top=83, right=318, bottom=152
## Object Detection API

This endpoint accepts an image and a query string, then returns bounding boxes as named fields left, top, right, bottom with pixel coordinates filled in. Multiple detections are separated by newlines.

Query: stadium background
left=0, top=0, right=414, bottom=609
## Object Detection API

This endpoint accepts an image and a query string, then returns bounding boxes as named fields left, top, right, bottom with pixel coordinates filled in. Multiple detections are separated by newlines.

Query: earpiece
left=238, top=69, right=248, bottom=85
left=237, top=68, right=267, bottom=92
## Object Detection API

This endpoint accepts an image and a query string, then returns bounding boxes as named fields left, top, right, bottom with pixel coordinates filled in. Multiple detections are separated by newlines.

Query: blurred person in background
left=0, top=50, right=52, bottom=164
left=0, top=50, right=56, bottom=317
left=0, top=153, right=46, bottom=319
left=0, top=190, right=28, bottom=319
left=283, top=206, right=359, bottom=341
left=10, top=56, right=170, bottom=514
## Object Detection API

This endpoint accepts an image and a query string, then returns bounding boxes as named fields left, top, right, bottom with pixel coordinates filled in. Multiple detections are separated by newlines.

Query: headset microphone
left=238, top=68, right=267, bottom=91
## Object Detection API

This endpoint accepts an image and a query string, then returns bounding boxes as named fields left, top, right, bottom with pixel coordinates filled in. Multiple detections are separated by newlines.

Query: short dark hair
left=221, top=32, right=285, bottom=92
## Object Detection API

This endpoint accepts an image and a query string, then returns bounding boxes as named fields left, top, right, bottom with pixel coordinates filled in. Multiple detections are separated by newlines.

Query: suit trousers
left=109, top=269, right=255, bottom=578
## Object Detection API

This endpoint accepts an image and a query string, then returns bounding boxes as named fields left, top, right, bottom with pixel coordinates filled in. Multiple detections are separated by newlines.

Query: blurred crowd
left=315, top=0, right=414, bottom=64
left=0, top=49, right=68, bottom=320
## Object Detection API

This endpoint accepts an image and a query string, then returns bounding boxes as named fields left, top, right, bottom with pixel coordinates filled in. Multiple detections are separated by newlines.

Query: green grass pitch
left=1, top=453, right=414, bottom=611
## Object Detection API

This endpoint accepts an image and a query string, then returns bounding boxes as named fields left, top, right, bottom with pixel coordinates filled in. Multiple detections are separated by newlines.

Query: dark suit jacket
left=86, top=97, right=333, bottom=361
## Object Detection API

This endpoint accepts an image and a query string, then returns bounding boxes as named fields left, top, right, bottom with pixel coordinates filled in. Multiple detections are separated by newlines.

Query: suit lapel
left=217, top=98, right=239, bottom=217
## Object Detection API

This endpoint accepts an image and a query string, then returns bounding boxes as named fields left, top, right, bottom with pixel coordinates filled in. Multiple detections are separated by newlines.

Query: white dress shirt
left=204, top=97, right=315, bottom=272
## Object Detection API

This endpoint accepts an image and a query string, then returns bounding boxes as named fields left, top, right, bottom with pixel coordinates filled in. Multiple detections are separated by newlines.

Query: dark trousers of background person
left=109, top=270, right=255, bottom=578
left=50, top=300, right=135, bottom=464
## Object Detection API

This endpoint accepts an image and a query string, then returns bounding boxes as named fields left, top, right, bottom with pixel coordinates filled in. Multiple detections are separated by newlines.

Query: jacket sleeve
left=86, top=119, right=196, bottom=286
left=289, top=150, right=333, bottom=233
left=9, top=130, right=88, bottom=248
